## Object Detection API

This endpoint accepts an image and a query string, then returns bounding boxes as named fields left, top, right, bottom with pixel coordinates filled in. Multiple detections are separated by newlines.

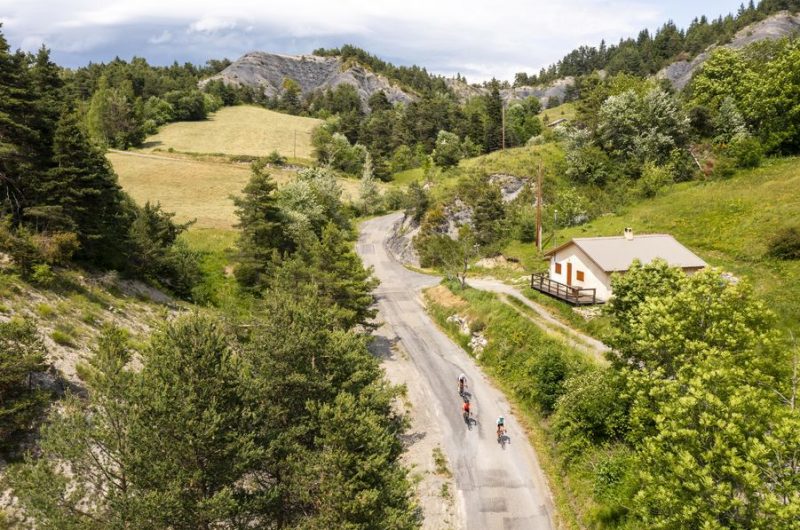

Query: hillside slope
left=201, top=52, right=416, bottom=107
left=141, top=105, right=320, bottom=160
left=558, top=157, right=800, bottom=330
left=658, top=10, right=800, bottom=89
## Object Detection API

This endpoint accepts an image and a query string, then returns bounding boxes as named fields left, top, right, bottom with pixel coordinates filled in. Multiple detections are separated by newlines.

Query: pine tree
left=233, top=160, right=289, bottom=288
left=483, top=79, right=503, bottom=152
left=473, top=184, right=505, bottom=246
left=28, top=46, right=63, bottom=167
left=44, top=110, right=132, bottom=267
left=0, top=318, right=49, bottom=457
left=130, top=315, right=261, bottom=528
left=358, top=153, right=380, bottom=215
left=0, top=30, right=39, bottom=223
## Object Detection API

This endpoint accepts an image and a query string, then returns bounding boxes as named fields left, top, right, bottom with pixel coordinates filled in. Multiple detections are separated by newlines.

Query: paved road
left=358, top=212, right=555, bottom=530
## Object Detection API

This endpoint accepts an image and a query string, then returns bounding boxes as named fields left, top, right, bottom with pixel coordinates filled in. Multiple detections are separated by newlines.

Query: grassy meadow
left=110, top=151, right=284, bottom=229
left=110, top=106, right=364, bottom=231
left=538, top=102, right=577, bottom=124
left=141, top=105, right=321, bottom=160
left=556, top=157, right=800, bottom=331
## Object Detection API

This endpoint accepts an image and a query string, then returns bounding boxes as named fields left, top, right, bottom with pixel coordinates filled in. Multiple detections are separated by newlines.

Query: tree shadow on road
left=368, top=334, right=401, bottom=361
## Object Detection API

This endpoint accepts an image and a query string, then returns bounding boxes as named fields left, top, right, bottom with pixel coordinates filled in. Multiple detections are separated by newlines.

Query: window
left=554, top=263, right=562, bottom=274
left=576, top=270, right=585, bottom=282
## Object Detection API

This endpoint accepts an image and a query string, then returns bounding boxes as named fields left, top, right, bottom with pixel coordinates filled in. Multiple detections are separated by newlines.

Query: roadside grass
left=510, top=291, right=612, bottom=344
left=140, top=105, right=321, bottom=160
left=424, top=281, right=600, bottom=530
left=556, top=156, right=800, bottom=333
left=110, top=151, right=364, bottom=230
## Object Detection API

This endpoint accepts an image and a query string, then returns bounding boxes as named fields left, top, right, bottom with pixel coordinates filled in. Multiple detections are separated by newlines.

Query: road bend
left=357, top=212, right=555, bottom=530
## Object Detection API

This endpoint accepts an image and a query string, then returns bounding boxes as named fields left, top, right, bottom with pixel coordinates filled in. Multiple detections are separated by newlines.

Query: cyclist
left=457, top=373, right=467, bottom=395
left=462, top=400, right=471, bottom=423
left=496, top=415, right=505, bottom=441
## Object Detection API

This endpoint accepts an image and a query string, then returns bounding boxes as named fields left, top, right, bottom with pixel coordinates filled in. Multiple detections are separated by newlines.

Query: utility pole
left=553, top=209, right=558, bottom=249
left=536, top=162, right=543, bottom=251
left=293, top=130, right=297, bottom=160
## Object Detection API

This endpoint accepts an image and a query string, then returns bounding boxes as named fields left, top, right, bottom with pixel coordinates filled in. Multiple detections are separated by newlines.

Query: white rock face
left=657, top=11, right=800, bottom=90
left=444, top=76, right=576, bottom=107
left=200, top=51, right=415, bottom=109
left=386, top=214, right=421, bottom=267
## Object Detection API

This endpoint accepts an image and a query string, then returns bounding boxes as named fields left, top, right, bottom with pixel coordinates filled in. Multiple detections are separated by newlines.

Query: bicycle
left=497, top=425, right=507, bottom=448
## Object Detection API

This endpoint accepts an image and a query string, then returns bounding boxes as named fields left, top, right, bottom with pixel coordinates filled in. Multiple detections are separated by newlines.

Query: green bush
left=727, top=136, right=763, bottom=168
left=526, top=347, right=570, bottom=414
left=638, top=163, right=672, bottom=198
left=515, top=209, right=537, bottom=243
left=265, top=150, right=287, bottom=166
left=30, top=264, right=55, bottom=287
left=711, top=155, right=736, bottom=179
left=767, top=226, right=800, bottom=260
left=552, top=368, right=629, bottom=462
left=383, top=188, right=407, bottom=211
left=0, top=318, right=49, bottom=457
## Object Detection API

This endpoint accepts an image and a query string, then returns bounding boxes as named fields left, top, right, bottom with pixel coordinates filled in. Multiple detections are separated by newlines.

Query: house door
left=566, top=262, right=572, bottom=286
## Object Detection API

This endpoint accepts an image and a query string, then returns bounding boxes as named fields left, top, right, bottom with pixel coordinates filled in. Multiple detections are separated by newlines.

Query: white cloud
left=0, top=0, right=740, bottom=79
left=148, top=29, right=172, bottom=44
left=20, top=35, right=44, bottom=51
left=188, top=16, right=237, bottom=34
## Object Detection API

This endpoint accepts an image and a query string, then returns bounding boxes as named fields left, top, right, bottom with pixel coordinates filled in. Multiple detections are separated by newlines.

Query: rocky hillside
left=658, top=11, right=800, bottom=89
left=445, top=76, right=575, bottom=106
left=201, top=51, right=416, bottom=108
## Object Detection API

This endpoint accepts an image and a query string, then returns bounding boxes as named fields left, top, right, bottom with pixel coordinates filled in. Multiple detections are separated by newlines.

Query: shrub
left=383, top=188, right=407, bottom=211
left=767, top=226, right=800, bottom=260
left=265, top=150, right=287, bottom=166
left=30, top=232, right=80, bottom=266
left=666, top=148, right=698, bottom=182
left=566, top=144, right=615, bottom=186
left=30, top=264, right=55, bottom=287
left=552, top=368, right=629, bottom=462
left=526, top=347, right=570, bottom=414
left=516, top=210, right=538, bottom=243
left=711, top=155, right=736, bottom=179
left=637, top=163, right=672, bottom=198
left=0, top=318, right=48, bottom=457
left=0, top=224, right=42, bottom=276
left=727, top=135, right=763, bottom=168
left=390, top=145, right=416, bottom=173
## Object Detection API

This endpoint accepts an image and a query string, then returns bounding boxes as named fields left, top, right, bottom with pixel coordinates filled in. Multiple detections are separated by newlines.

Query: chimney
left=624, top=227, right=634, bottom=241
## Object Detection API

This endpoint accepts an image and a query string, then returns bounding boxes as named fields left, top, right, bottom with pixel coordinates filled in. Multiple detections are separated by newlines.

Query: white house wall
left=550, top=246, right=613, bottom=301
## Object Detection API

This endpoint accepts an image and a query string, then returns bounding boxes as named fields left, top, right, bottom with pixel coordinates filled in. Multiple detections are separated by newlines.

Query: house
left=531, top=228, right=706, bottom=304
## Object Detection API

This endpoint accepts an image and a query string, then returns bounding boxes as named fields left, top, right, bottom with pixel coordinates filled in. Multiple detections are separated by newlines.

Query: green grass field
left=539, top=102, right=576, bottom=124
left=141, top=105, right=321, bottom=160
left=557, top=157, right=800, bottom=331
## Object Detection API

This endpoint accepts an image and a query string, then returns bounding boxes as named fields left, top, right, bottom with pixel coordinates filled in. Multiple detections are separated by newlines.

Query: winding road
left=358, top=212, right=555, bottom=530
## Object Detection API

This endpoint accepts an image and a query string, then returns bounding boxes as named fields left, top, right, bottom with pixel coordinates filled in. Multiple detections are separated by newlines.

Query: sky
left=0, top=0, right=744, bottom=82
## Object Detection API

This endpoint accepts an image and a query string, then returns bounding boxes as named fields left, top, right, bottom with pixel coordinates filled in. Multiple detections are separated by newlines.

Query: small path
left=465, top=277, right=610, bottom=362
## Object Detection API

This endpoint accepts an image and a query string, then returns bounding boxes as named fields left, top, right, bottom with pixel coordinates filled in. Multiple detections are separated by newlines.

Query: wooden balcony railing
left=530, top=272, right=598, bottom=305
